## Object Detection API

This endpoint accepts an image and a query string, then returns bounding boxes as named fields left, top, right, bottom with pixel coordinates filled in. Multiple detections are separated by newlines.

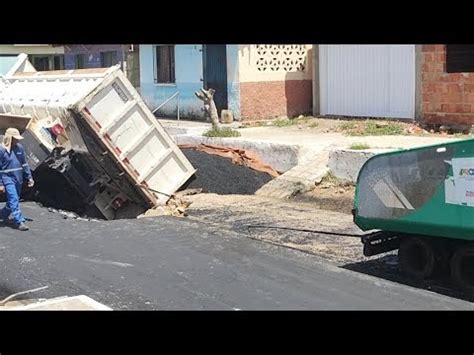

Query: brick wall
left=421, top=44, right=474, bottom=125
left=240, top=80, right=312, bottom=120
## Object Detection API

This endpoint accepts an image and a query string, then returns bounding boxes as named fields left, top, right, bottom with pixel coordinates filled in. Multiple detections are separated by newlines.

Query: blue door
left=203, top=45, right=228, bottom=115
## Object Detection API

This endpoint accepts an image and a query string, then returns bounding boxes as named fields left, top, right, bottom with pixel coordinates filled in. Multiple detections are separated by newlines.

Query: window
left=100, top=51, right=118, bottom=67
left=75, top=54, right=85, bottom=69
left=31, top=56, right=50, bottom=71
left=29, top=55, right=64, bottom=71
left=446, top=45, right=474, bottom=73
left=53, top=55, right=64, bottom=70
left=153, top=45, right=175, bottom=84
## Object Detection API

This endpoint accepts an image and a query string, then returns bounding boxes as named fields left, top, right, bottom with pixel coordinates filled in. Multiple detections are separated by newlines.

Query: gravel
left=181, top=149, right=273, bottom=195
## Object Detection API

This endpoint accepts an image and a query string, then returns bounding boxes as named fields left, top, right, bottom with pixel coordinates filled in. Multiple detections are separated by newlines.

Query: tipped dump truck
left=0, top=54, right=195, bottom=220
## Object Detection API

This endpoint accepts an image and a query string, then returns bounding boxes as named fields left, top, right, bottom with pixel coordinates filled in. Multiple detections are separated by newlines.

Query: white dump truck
left=0, top=54, right=195, bottom=219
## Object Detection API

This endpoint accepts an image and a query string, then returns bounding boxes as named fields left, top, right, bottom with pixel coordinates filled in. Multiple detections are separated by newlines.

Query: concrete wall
left=328, top=149, right=377, bottom=183
left=63, top=45, right=124, bottom=70
left=176, top=135, right=301, bottom=173
left=421, top=44, right=474, bottom=125
left=238, top=45, right=313, bottom=120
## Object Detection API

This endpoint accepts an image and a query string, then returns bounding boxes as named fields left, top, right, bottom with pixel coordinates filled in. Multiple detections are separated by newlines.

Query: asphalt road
left=0, top=202, right=472, bottom=310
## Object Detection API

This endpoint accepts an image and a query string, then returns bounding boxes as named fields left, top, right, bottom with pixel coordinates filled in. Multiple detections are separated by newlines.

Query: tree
left=195, top=88, right=220, bottom=130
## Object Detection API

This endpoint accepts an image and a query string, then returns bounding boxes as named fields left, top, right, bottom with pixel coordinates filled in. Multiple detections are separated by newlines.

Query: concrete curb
left=176, top=134, right=304, bottom=173
left=328, top=148, right=395, bottom=183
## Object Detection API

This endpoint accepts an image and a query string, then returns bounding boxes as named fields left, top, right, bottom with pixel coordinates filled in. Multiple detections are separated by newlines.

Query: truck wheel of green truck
left=398, top=237, right=439, bottom=280
left=450, top=245, right=474, bottom=296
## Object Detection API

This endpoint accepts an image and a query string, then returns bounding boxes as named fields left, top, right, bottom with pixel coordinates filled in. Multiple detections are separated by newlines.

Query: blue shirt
left=0, top=143, right=33, bottom=186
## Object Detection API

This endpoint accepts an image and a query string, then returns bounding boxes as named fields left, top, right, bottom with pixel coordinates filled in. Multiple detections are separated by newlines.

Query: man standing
left=0, top=128, right=34, bottom=231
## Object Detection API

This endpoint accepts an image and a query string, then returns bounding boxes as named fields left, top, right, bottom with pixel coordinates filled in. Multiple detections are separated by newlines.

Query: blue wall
left=140, top=44, right=241, bottom=120
left=0, top=56, right=17, bottom=76
left=226, top=45, right=241, bottom=120
left=140, top=45, right=204, bottom=118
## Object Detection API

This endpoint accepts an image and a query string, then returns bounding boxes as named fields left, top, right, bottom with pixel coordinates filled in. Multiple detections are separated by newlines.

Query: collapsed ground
left=7, top=130, right=472, bottom=302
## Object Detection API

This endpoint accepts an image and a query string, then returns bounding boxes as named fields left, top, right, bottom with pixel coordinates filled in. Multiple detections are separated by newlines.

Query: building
left=0, top=44, right=65, bottom=71
left=4, top=44, right=472, bottom=127
left=312, top=45, right=474, bottom=127
left=0, top=56, right=17, bottom=76
left=419, top=45, right=474, bottom=126
left=139, top=44, right=313, bottom=121
left=313, top=45, right=417, bottom=120
left=0, top=44, right=140, bottom=89
left=63, top=44, right=124, bottom=69
left=63, top=44, right=141, bottom=89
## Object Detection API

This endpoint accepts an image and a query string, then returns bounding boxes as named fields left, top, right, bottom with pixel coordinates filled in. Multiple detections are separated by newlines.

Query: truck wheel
left=450, top=245, right=474, bottom=296
left=398, top=237, right=437, bottom=280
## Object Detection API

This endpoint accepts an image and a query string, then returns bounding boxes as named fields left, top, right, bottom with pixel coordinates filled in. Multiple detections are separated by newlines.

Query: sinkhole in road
left=21, top=166, right=107, bottom=220
left=2, top=149, right=274, bottom=221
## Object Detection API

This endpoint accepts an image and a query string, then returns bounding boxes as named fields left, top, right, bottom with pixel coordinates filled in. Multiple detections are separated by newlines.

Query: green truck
left=353, top=138, right=474, bottom=295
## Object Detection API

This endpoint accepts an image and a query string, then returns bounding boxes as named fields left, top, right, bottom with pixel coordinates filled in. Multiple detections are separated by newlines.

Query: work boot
left=16, top=223, right=29, bottom=231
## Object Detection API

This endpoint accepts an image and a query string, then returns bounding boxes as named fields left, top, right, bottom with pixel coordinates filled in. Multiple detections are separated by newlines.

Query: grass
left=203, top=127, right=241, bottom=138
left=338, top=120, right=404, bottom=136
left=339, top=121, right=357, bottom=131
left=320, top=171, right=354, bottom=188
left=271, top=117, right=308, bottom=127
left=349, top=143, right=370, bottom=150
left=364, top=122, right=404, bottom=135
left=309, top=122, right=319, bottom=128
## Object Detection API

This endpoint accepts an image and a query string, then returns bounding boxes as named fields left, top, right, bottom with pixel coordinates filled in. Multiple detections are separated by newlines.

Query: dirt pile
left=180, top=148, right=274, bottom=195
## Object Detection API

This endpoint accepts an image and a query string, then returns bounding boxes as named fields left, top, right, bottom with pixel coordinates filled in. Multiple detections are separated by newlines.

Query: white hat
left=2, top=127, right=24, bottom=153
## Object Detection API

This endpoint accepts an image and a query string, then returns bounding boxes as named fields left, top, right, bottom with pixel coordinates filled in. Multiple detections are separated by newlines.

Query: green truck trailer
left=353, top=138, right=474, bottom=294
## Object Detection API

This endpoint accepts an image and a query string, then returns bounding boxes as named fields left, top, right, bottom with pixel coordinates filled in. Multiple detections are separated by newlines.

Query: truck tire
left=398, top=237, right=438, bottom=280
left=450, top=245, right=474, bottom=296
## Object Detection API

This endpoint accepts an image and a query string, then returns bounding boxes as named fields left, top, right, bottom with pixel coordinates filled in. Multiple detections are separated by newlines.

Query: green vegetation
left=203, top=127, right=241, bottom=137
left=349, top=143, right=370, bottom=150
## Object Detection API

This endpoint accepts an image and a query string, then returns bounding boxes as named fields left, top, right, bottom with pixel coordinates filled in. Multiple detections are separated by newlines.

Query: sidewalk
left=160, top=118, right=470, bottom=196
left=160, top=118, right=462, bottom=152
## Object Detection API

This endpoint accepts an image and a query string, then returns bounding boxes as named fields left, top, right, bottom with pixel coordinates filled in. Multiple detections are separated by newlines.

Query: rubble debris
left=174, top=188, right=203, bottom=197
left=403, top=123, right=429, bottom=135
left=45, top=206, right=101, bottom=222
left=179, top=148, right=274, bottom=195
left=137, top=195, right=192, bottom=219
left=421, top=123, right=472, bottom=135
